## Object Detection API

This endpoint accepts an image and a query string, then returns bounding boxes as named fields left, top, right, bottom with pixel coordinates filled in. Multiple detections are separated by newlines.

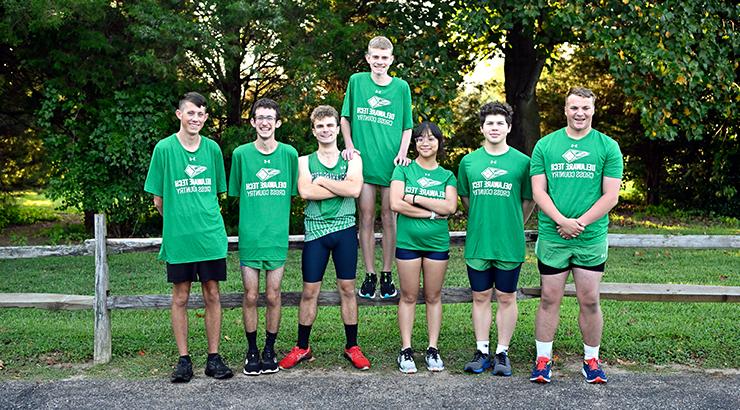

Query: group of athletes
left=144, top=36, right=623, bottom=385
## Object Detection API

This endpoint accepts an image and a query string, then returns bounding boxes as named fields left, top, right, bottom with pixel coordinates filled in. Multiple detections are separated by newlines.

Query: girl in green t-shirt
left=389, top=122, right=457, bottom=373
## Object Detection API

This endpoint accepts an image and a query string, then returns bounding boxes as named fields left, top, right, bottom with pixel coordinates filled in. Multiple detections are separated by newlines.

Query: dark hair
left=250, top=98, right=281, bottom=120
left=411, top=121, right=445, bottom=158
left=479, top=101, right=513, bottom=127
left=310, top=105, right=339, bottom=126
left=179, top=92, right=207, bottom=110
left=566, top=86, right=596, bottom=106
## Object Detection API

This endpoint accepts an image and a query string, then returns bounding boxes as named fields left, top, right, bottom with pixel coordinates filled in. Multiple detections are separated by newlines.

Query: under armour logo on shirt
left=264, top=159, right=271, bottom=164
left=189, top=156, right=197, bottom=161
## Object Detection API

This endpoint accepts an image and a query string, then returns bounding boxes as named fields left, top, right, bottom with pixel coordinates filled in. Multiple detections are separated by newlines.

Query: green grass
left=0, top=246, right=738, bottom=380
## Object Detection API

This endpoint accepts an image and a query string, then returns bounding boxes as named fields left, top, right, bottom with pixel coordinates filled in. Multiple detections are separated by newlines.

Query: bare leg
left=472, top=288, right=493, bottom=342
left=572, top=267, right=604, bottom=346
left=397, top=258, right=422, bottom=348
left=357, top=183, right=378, bottom=274
left=494, top=290, right=517, bottom=347
left=421, top=258, right=447, bottom=348
left=264, top=266, right=285, bottom=334
left=534, top=271, right=569, bottom=342
left=298, top=281, right=322, bottom=326
left=201, top=280, right=222, bottom=354
left=241, top=266, right=260, bottom=333
left=337, top=279, right=358, bottom=324
left=171, top=281, right=192, bottom=356
left=379, top=186, right=396, bottom=272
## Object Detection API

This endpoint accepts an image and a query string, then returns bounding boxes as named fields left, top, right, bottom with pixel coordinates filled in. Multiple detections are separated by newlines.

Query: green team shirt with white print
left=304, top=152, right=356, bottom=241
left=228, top=142, right=298, bottom=262
left=530, top=128, right=623, bottom=244
left=391, top=161, right=456, bottom=252
left=144, top=134, right=228, bottom=264
left=341, top=72, right=413, bottom=186
left=457, top=147, right=532, bottom=263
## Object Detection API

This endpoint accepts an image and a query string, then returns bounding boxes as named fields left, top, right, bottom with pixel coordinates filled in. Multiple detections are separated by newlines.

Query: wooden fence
left=0, top=214, right=738, bottom=364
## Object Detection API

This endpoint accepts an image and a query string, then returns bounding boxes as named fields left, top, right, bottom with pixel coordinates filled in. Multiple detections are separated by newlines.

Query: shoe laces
left=536, top=356, right=550, bottom=370
left=585, top=357, right=600, bottom=371
left=495, top=352, right=507, bottom=366
left=401, top=348, right=414, bottom=361
left=472, top=350, right=486, bottom=362
left=427, top=347, right=439, bottom=360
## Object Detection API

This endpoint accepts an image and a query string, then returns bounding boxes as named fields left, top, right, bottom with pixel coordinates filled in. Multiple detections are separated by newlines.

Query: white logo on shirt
left=417, top=177, right=443, bottom=188
left=185, top=164, right=207, bottom=178
left=256, top=168, right=281, bottom=181
left=481, top=167, right=508, bottom=180
left=562, top=149, right=590, bottom=163
left=367, top=96, right=391, bottom=109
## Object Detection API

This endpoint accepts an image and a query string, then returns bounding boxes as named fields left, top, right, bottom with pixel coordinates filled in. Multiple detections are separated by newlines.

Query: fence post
left=93, top=213, right=111, bottom=364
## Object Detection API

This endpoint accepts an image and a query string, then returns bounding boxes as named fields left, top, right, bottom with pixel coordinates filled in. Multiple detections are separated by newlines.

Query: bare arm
left=575, top=176, right=621, bottom=226
left=393, top=128, right=412, bottom=166
left=315, top=156, right=363, bottom=198
left=153, top=195, right=163, bottom=215
left=531, top=174, right=584, bottom=238
left=340, top=117, right=358, bottom=160
left=522, top=199, right=536, bottom=225
left=389, top=180, right=434, bottom=218
left=297, top=155, right=335, bottom=200
left=406, top=185, right=458, bottom=215
left=460, top=196, right=470, bottom=213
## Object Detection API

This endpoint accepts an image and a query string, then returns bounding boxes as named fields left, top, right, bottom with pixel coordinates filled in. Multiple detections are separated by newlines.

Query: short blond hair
left=566, top=86, right=596, bottom=106
left=310, top=105, right=339, bottom=127
left=368, top=36, right=393, bottom=53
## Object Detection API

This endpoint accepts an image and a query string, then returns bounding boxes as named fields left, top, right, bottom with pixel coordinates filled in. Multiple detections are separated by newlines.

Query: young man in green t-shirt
left=278, top=105, right=371, bottom=371
left=340, top=35, right=414, bottom=299
left=228, top=98, right=298, bottom=376
left=144, top=92, right=233, bottom=383
left=457, top=102, right=535, bottom=377
left=529, top=87, right=623, bottom=384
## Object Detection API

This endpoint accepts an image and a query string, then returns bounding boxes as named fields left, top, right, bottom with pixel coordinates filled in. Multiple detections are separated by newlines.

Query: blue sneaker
left=529, top=356, right=552, bottom=383
left=463, top=350, right=490, bottom=373
left=582, top=358, right=608, bottom=384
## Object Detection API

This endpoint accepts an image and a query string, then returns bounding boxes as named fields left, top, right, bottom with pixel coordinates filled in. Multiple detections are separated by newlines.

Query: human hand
left=556, top=218, right=585, bottom=239
left=394, top=154, right=411, bottom=166
left=341, top=148, right=360, bottom=160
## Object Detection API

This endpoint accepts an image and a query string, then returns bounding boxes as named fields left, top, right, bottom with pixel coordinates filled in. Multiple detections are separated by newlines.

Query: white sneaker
left=397, top=348, right=417, bottom=374
left=425, top=347, right=445, bottom=372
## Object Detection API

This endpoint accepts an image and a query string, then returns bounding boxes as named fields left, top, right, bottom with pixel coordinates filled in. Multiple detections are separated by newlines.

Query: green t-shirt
left=530, top=128, right=623, bottom=244
left=391, top=161, right=456, bottom=252
left=228, top=142, right=298, bottom=261
left=304, top=152, right=356, bottom=241
left=457, top=146, right=532, bottom=263
left=144, top=134, right=228, bottom=264
left=341, top=72, right=413, bottom=186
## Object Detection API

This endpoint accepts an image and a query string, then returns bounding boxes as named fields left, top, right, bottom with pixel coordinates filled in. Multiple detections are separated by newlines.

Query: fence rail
left=1, top=214, right=738, bottom=364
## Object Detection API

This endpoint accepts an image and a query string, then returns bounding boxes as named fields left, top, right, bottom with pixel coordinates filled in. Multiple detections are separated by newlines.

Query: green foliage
left=0, top=193, right=58, bottom=230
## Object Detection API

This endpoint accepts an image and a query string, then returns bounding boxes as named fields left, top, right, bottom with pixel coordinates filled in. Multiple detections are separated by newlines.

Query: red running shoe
left=278, top=346, right=313, bottom=370
left=344, top=345, right=371, bottom=370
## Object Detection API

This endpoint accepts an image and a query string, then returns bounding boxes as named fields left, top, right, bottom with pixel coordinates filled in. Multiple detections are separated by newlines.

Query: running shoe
left=278, top=346, right=313, bottom=370
left=204, top=354, right=233, bottom=379
left=243, top=349, right=261, bottom=376
left=260, top=348, right=279, bottom=374
left=582, top=358, right=608, bottom=384
left=529, top=356, right=552, bottom=383
left=170, top=356, right=193, bottom=383
left=379, top=271, right=397, bottom=298
left=344, top=345, right=371, bottom=370
left=397, top=347, right=417, bottom=374
left=425, top=347, right=444, bottom=372
left=492, top=351, right=512, bottom=376
left=463, top=350, right=490, bottom=373
left=358, top=272, right=377, bottom=299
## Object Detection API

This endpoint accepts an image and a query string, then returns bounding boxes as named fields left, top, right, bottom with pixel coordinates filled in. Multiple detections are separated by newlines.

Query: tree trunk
left=503, top=22, right=546, bottom=155
left=644, top=141, right=663, bottom=206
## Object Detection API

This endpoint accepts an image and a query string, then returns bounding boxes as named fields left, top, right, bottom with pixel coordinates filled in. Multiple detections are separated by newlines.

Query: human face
left=414, top=130, right=439, bottom=159
left=565, top=94, right=595, bottom=136
left=176, top=101, right=208, bottom=137
left=480, top=114, right=511, bottom=147
left=312, top=116, right=338, bottom=145
left=250, top=107, right=281, bottom=140
left=365, top=47, right=394, bottom=77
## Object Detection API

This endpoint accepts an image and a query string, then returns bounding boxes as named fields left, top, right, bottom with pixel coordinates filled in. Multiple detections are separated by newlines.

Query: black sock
left=344, top=323, right=358, bottom=349
left=180, top=355, right=191, bottom=362
left=297, top=324, right=312, bottom=349
left=207, top=353, right=218, bottom=360
left=265, top=331, right=278, bottom=351
left=246, top=331, right=258, bottom=353
left=380, top=271, right=392, bottom=281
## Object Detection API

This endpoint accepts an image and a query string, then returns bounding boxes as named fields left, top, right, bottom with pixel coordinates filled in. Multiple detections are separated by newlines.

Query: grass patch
left=0, top=246, right=738, bottom=380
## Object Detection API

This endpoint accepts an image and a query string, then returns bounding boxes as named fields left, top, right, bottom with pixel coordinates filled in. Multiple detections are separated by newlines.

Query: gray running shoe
left=492, top=351, right=512, bottom=376
left=425, top=347, right=444, bottom=372
left=463, top=350, right=491, bottom=373
left=397, top=347, right=417, bottom=374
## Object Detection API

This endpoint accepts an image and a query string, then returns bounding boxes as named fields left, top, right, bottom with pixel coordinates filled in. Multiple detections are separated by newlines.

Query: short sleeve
left=144, top=144, right=163, bottom=197
left=340, top=75, right=354, bottom=119
left=446, top=171, right=457, bottom=188
left=530, top=141, right=545, bottom=176
left=227, top=150, right=241, bottom=197
left=390, top=165, right=406, bottom=182
left=401, top=81, right=413, bottom=131
left=457, top=157, right=469, bottom=197
left=521, top=157, right=533, bottom=200
left=290, top=147, right=299, bottom=196
left=603, top=139, right=624, bottom=179
left=214, top=145, right=227, bottom=194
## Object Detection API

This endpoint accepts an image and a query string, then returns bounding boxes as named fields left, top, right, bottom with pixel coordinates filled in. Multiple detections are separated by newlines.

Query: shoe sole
left=170, top=376, right=192, bottom=383
left=260, top=367, right=279, bottom=374
left=279, top=355, right=315, bottom=370
left=399, top=368, right=417, bottom=374
left=357, top=291, right=376, bottom=299
left=492, top=368, right=512, bottom=376
left=243, top=369, right=261, bottom=376
left=530, top=376, right=551, bottom=383
left=205, top=371, right=234, bottom=379
left=582, top=368, right=607, bottom=383
left=427, top=366, right=444, bottom=372
left=345, top=354, right=370, bottom=370
left=379, top=291, right=397, bottom=298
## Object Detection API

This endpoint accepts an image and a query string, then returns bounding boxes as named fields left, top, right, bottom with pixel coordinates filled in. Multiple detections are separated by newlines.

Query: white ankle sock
left=535, top=340, right=553, bottom=359
left=584, top=344, right=600, bottom=360
left=495, top=344, right=508, bottom=355
left=476, top=340, right=489, bottom=355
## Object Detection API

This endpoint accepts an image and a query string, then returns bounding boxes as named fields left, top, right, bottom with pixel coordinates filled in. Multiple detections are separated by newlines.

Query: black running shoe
left=170, top=356, right=193, bottom=383
left=243, top=349, right=261, bottom=376
left=379, top=271, right=397, bottom=298
left=205, top=353, right=234, bottom=379
left=260, top=348, right=279, bottom=374
left=358, top=272, right=377, bottom=299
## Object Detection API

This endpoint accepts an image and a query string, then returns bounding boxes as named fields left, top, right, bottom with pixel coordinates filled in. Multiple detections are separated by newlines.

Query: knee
left=400, top=289, right=418, bottom=305
left=172, top=293, right=189, bottom=308
left=203, top=288, right=221, bottom=306
left=472, top=291, right=492, bottom=305
left=496, top=293, right=516, bottom=308
left=380, top=207, right=395, bottom=223
left=265, top=289, right=281, bottom=308
left=243, top=290, right=259, bottom=307
left=337, top=283, right=355, bottom=300
left=578, top=295, right=600, bottom=313
left=423, top=290, right=441, bottom=305
left=539, top=289, right=563, bottom=309
left=302, top=286, right=320, bottom=302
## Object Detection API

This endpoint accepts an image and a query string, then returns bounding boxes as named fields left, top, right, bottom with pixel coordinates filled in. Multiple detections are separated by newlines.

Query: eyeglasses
left=254, top=115, right=276, bottom=122
left=415, top=135, right=437, bottom=143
